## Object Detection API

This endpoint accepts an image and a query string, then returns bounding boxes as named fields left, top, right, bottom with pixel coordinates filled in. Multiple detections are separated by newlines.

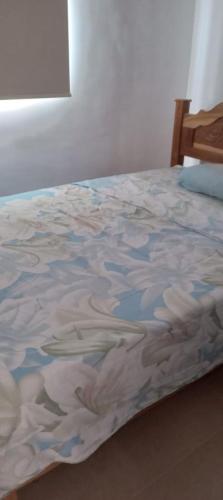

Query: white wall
left=0, top=0, right=195, bottom=196
left=187, top=0, right=223, bottom=111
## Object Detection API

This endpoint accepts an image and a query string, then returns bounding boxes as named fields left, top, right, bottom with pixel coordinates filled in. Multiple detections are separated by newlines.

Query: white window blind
left=0, top=0, right=70, bottom=100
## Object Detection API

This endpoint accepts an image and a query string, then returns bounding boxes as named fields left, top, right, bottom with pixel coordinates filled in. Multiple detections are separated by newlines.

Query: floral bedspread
left=0, top=167, right=223, bottom=497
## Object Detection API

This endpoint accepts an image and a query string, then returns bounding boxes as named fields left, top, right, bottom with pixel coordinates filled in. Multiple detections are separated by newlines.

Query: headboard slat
left=184, top=103, right=223, bottom=129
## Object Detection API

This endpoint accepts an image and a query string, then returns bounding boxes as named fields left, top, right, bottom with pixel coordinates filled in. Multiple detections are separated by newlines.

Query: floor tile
left=202, top=365, right=223, bottom=399
left=134, top=428, right=223, bottom=500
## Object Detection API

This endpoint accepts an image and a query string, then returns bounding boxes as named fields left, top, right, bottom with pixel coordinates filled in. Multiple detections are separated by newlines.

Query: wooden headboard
left=171, top=99, right=223, bottom=166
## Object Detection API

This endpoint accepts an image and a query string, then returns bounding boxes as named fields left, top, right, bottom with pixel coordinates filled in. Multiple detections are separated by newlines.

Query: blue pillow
left=179, top=164, right=223, bottom=201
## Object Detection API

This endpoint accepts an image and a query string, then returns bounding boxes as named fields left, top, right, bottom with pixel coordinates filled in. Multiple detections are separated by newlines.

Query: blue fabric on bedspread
left=0, top=167, right=223, bottom=497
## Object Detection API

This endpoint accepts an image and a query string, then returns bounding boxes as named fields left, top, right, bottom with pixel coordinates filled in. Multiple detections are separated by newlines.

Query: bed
left=3, top=99, right=223, bottom=500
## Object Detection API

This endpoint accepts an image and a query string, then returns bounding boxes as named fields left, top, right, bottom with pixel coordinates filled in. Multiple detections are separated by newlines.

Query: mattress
left=0, top=167, right=223, bottom=497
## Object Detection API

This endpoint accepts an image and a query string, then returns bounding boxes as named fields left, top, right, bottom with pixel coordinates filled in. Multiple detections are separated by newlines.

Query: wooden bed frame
left=171, top=98, right=223, bottom=166
left=5, top=98, right=223, bottom=500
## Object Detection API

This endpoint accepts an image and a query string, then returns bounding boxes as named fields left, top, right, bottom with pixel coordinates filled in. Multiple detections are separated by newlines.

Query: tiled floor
left=19, top=366, right=223, bottom=500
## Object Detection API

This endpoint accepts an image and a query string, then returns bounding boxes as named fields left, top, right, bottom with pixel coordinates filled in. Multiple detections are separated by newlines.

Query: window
left=0, top=0, right=70, bottom=100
